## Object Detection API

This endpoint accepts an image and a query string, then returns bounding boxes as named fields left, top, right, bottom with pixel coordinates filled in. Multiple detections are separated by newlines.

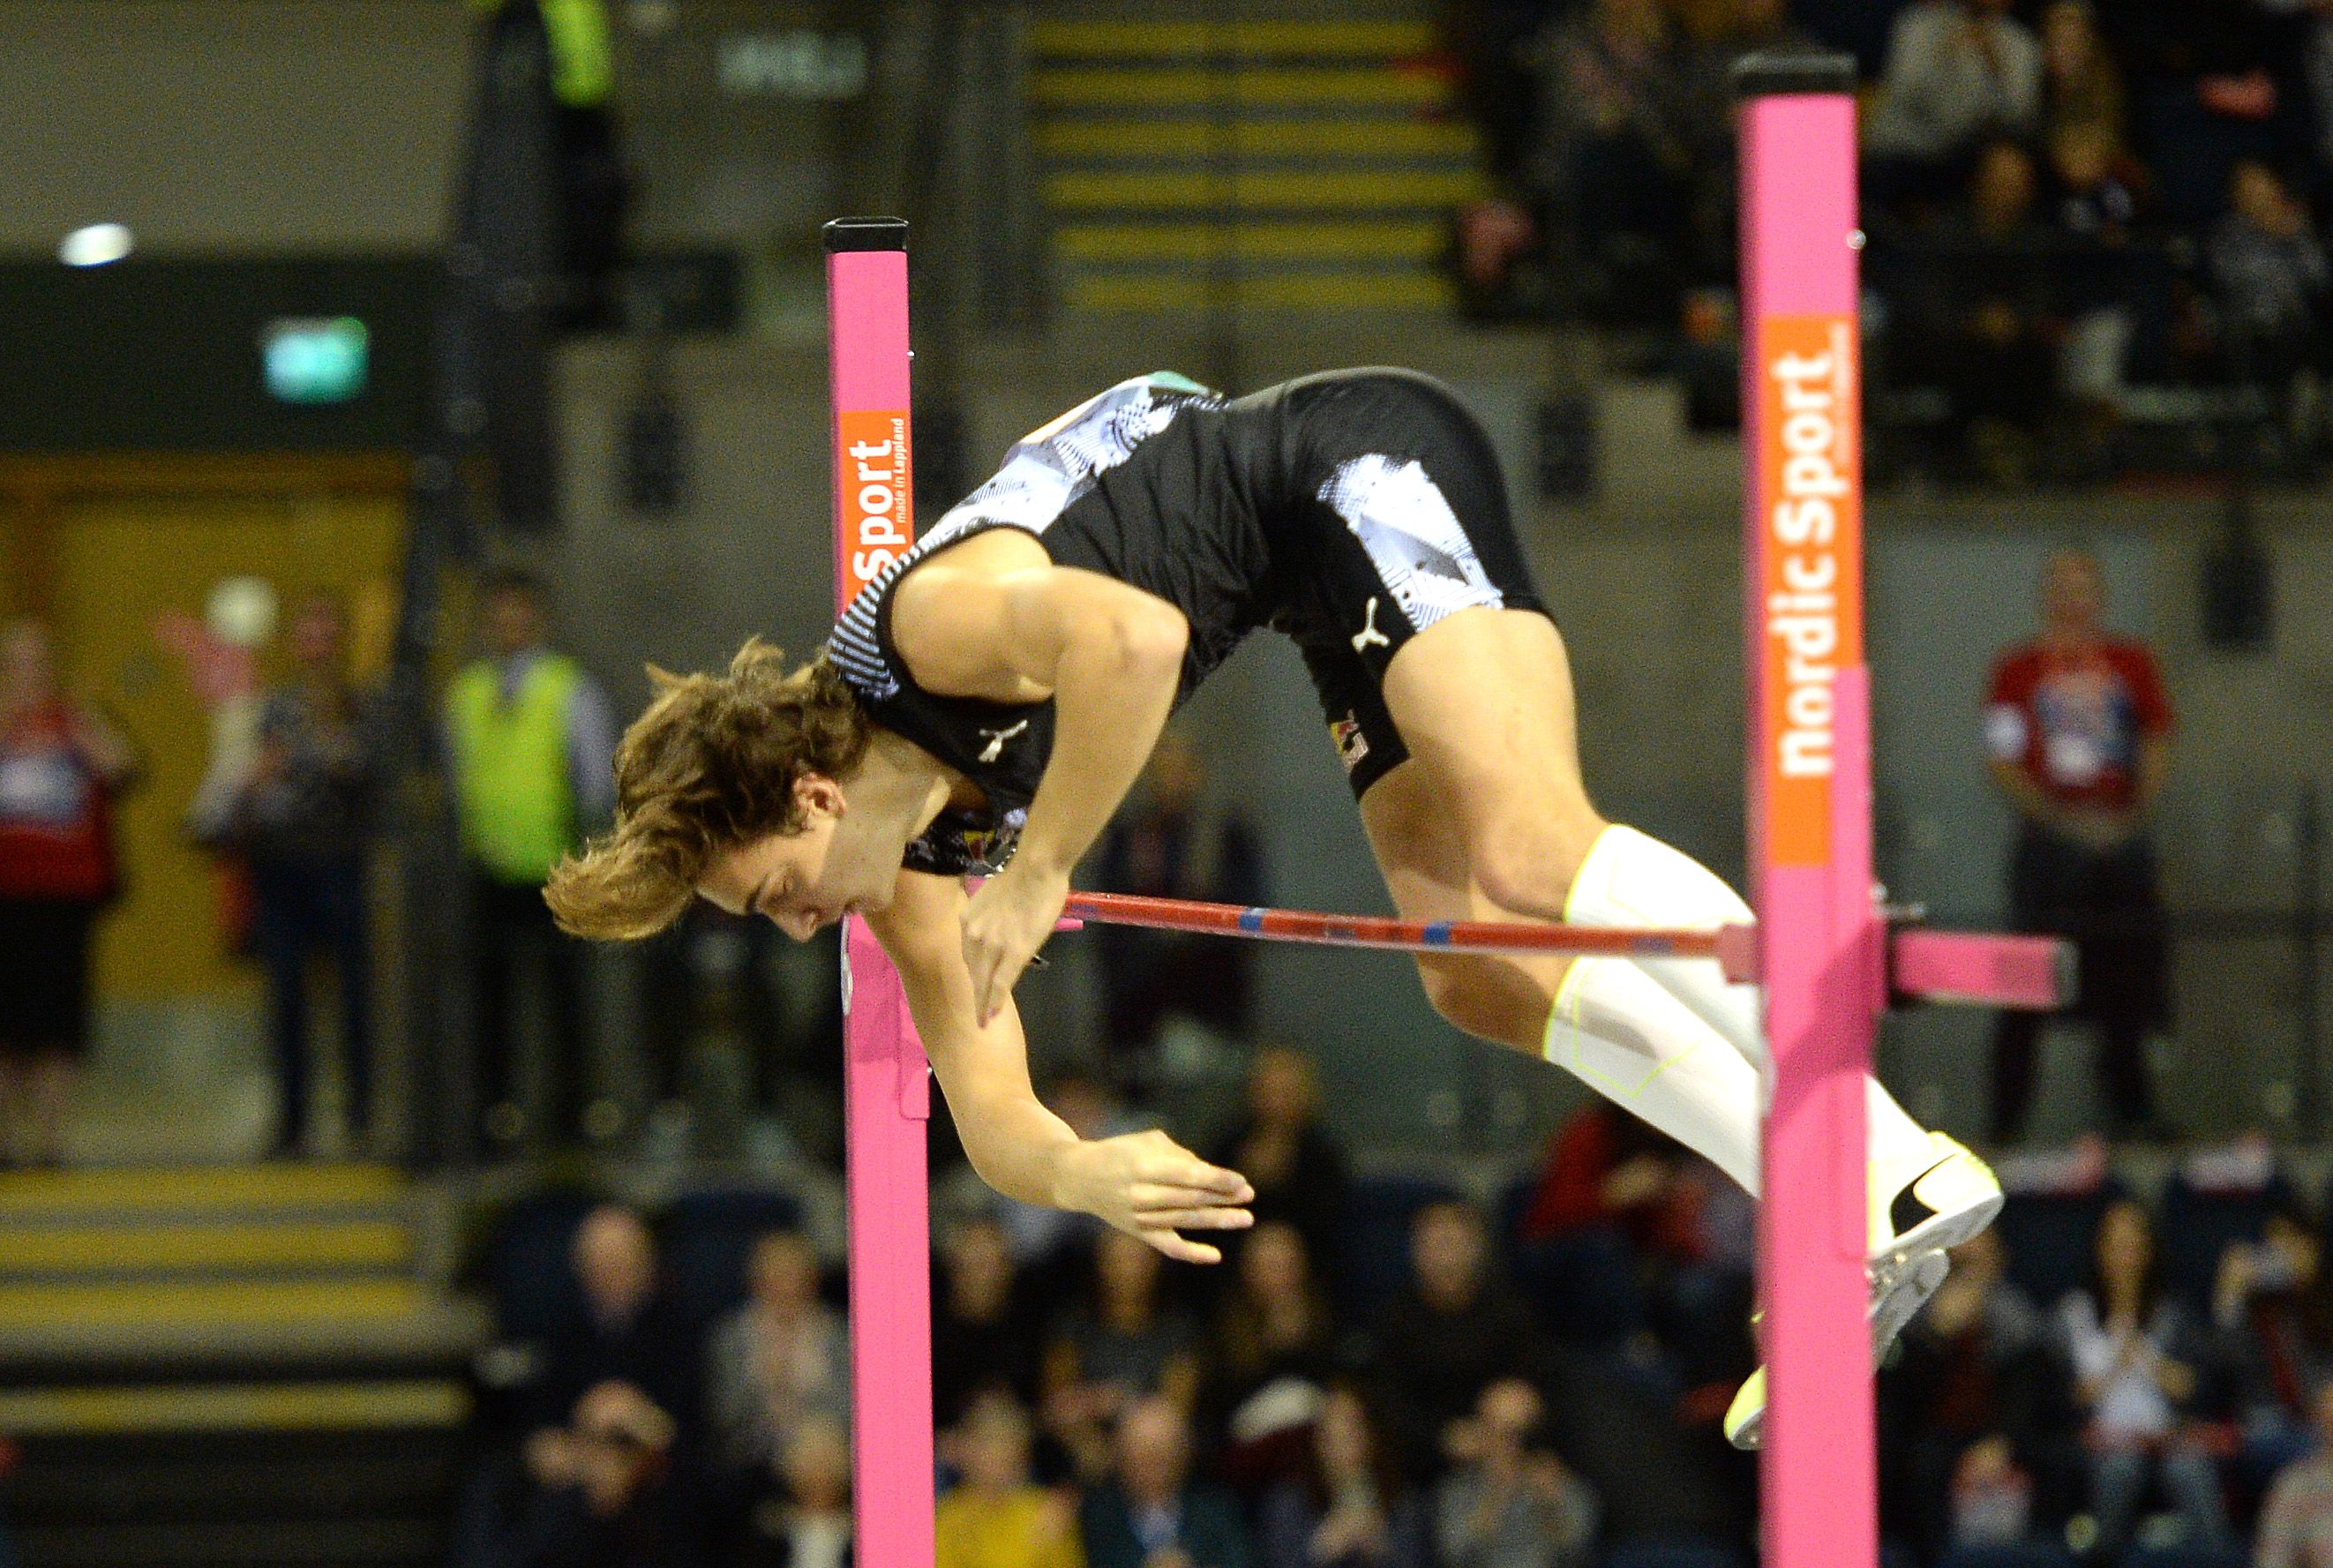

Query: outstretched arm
left=892, top=533, right=1190, bottom=1021
left=866, top=868, right=1251, bottom=1263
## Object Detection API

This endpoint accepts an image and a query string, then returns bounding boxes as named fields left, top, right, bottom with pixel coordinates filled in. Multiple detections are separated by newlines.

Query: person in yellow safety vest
left=445, top=567, right=617, bottom=1152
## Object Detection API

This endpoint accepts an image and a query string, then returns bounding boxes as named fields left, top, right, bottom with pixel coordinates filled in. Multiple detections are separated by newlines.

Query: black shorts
left=1256, top=369, right=1551, bottom=798
left=0, top=897, right=97, bottom=1057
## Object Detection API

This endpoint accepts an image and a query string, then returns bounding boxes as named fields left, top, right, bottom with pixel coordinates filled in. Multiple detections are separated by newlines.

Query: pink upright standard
left=1736, top=54, right=1878, bottom=1568
left=823, top=215, right=937, bottom=1568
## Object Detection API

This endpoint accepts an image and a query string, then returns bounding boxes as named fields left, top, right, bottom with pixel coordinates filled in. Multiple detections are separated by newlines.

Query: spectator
left=2038, top=0, right=2127, bottom=155
left=2210, top=161, right=2331, bottom=412
left=221, top=592, right=379, bottom=1157
left=937, top=1392, right=1084, bottom=1568
left=508, top=1378, right=703, bottom=1568
left=1093, top=731, right=1265, bottom=1080
left=1208, top=1223, right=1341, bottom=1491
left=1046, top=1231, right=1204, bottom=1478
left=2056, top=1198, right=2229, bottom=1561
left=706, top=1228, right=851, bottom=1476
left=1368, top=1202, right=1541, bottom=1478
left=1000, top=1070, right=1130, bottom=1277
left=2214, top=1210, right=2333, bottom=1489
left=1865, top=0, right=2044, bottom=202
left=734, top=1412, right=854, bottom=1568
left=1983, top=548, right=2174, bottom=1142
left=1257, top=1385, right=1432, bottom=1568
left=1434, top=1380, right=1599, bottom=1568
left=446, top=566, right=617, bottom=1154
left=1943, top=141, right=2064, bottom=479
left=2256, top=1378, right=2333, bottom=1568
left=1886, top=1229, right=2081, bottom=1560
left=2046, top=121, right=2150, bottom=437
left=2049, top=123, right=2146, bottom=248
left=935, top=1215, right=1046, bottom=1428
left=535, top=1204, right=696, bottom=1436
left=1211, top=1223, right=1338, bottom=1410
left=1524, top=0, right=1699, bottom=323
left=1208, top=1048, right=1350, bottom=1272
left=0, top=619, right=136, bottom=1168
left=1080, top=1397, right=1252, bottom=1568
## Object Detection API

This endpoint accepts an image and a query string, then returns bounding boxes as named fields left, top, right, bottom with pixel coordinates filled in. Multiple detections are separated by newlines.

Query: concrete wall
left=0, top=2, right=470, bottom=255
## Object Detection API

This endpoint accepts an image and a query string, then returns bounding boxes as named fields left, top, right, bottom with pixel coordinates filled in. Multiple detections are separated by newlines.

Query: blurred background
left=2, top=1, right=2330, bottom=1565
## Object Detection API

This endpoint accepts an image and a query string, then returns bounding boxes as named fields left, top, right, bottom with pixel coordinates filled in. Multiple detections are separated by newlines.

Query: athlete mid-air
left=546, top=367, right=2000, bottom=1448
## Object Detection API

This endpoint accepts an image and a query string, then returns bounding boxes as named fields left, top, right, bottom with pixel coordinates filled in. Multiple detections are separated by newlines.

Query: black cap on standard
left=822, top=216, right=909, bottom=253
left=1731, top=48, right=1857, bottom=101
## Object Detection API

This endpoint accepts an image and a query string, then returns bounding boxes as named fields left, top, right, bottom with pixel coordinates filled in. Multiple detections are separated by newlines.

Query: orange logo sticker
left=1756, top=316, right=1862, bottom=867
left=836, top=408, right=913, bottom=597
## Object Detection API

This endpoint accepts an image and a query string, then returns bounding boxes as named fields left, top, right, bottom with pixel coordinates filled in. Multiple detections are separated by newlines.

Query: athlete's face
left=695, top=775, right=903, bottom=941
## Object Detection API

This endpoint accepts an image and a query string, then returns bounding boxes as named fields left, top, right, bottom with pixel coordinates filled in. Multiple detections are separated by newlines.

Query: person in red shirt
left=0, top=619, right=139, bottom=1167
left=1982, top=549, right=2173, bottom=1141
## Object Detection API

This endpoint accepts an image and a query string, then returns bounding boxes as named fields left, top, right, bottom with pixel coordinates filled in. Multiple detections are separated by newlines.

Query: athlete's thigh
left=1377, top=605, right=1606, bottom=896
left=1356, top=758, right=1569, bottom=1055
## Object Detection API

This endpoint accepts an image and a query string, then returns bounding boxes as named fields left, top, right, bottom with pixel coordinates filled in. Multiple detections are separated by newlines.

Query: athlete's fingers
left=1129, top=1182, right=1252, bottom=1214
left=1135, top=1206, right=1254, bottom=1233
left=1136, top=1155, right=1252, bottom=1201
left=1137, top=1226, right=1222, bottom=1266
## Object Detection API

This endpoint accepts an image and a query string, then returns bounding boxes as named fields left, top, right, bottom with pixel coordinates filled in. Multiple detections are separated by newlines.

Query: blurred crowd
left=449, top=1037, right=2333, bottom=1568
left=1452, top=0, right=2333, bottom=480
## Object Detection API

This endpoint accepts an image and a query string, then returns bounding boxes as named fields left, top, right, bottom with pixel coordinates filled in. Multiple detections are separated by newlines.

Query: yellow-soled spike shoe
left=1724, top=1134, right=2001, bottom=1452
left=1722, top=1367, right=1766, bottom=1449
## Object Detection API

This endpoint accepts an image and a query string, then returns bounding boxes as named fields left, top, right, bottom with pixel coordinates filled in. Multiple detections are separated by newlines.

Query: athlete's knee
left=1414, top=957, right=1547, bottom=1050
left=1472, top=812, right=1602, bottom=919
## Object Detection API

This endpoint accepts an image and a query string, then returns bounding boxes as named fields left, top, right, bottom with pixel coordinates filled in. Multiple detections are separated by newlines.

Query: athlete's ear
left=793, top=773, right=846, bottom=820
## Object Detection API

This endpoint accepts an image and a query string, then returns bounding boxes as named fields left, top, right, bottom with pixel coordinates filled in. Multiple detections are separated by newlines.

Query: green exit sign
left=261, top=316, right=368, bottom=404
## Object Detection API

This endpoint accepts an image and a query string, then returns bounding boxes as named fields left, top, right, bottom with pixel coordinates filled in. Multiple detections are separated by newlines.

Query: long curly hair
left=544, top=637, right=872, bottom=941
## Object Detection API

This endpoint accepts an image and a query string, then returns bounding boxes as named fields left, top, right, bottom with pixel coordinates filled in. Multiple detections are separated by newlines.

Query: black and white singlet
left=823, top=366, right=1548, bottom=876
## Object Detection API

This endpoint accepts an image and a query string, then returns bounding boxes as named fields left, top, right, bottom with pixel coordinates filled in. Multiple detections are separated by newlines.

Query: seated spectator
left=732, top=1413, right=853, bottom=1568
left=2056, top=1198, right=2229, bottom=1561
left=1000, top=1071, right=1128, bottom=1279
left=1367, top=1201, right=1541, bottom=1479
left=1081, top=1397, right=1252, bottom=1568
left=1517, top=1106, right=1687, bottom=1354
left=1434, top=1380, right=1599, bottom=1568
left=509, top=1378, right=705, bottom=1568
left=2045, top=121, right=2152, bottom=429
left=938, top=1393, right=1084, bottom=1568
left=1257, top=1384, right=1431, bottom=1568
left=2209, top=161, right=2330, bottom=400
left=1046, top=1230, right=1204, bottom=1480
left=1207, top=1223, right=1340, bottom=1489
left=1865, top=0, right=2044, bottom=206
left=1937, top=141, right=2063, bottom=480
left=2038, top=0, right=2127, bottom=155
left=2214, top=1209, right=2333, bottom=1490
left=2050, top=122, right=2146, bottom=244
left=1094, top=731, right=1265, bottom=1081
left=705, top=1228, right=851, bottom=1476
left=536, top=1204, right=697, bottom=1435
left=2255, top=1378, right=2333, bottom=1568
left=936, top=1216, right=1045, bottom=1428
left=1208, top=1048, right=1350, bottom=1272
left=1524, top=0, right=1699, bottom=323
left=1886, top=1229, right=2081, bottom=1561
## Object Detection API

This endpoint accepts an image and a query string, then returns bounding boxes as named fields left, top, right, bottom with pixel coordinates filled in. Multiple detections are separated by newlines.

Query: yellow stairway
left=1030, top=12, right=1487, bottom=313
left=0, top=1163, right=484, bottom=1568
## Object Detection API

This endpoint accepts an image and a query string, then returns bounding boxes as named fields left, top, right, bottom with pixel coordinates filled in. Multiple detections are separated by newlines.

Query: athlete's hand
left=961, top=862, right=1071, bottom=1025
left=1054, top=1129, right=1254, bottom=1264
